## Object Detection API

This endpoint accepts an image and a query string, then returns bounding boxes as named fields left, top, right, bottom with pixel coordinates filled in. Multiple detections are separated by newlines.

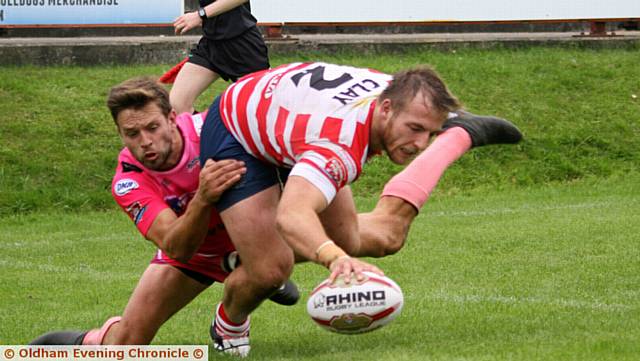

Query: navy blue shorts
left=200, top=96, right=288, bottom=212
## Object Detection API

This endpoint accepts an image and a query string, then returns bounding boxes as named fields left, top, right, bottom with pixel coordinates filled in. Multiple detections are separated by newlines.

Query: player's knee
left=255, top=266, right=292, bottom=293
left=381, top=234, right=406, bottom=255
left=368, top=224, right=408, bottom=257
left=251, top=254, right=293, bottom=291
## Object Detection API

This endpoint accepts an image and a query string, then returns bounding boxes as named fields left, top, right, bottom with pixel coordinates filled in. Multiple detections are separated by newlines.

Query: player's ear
left=167, top=109, right=178, bottom=125
left=380, top=98, right=393, bottom=118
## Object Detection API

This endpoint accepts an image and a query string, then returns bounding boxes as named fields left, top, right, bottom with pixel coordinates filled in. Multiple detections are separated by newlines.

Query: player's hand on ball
left=198, top=159, right=246, bottom=203
left=328, top=256, right=384, bottom=284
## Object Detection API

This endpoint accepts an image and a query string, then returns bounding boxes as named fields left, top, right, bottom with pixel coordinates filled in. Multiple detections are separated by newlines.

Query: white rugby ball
left=306, top=271, right=404, bottom=334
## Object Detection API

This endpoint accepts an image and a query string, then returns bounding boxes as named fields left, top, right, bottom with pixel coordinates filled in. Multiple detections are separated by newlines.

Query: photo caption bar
left=1, top=346, right=207, bottom=361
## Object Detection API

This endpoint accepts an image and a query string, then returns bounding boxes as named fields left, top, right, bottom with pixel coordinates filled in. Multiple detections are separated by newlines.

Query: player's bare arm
left=146, top=159, right=245, bottom=262
left=276, top=176, right=383, bottom=284
left=174, top=0, right=248, bottom=35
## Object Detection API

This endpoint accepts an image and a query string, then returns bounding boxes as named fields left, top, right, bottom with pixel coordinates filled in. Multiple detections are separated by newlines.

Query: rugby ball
left=306, top=272, right=404, bottom=334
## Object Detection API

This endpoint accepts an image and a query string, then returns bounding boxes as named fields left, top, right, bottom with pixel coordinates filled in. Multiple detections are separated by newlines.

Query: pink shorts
left=151, top=249, right=230, bottom=284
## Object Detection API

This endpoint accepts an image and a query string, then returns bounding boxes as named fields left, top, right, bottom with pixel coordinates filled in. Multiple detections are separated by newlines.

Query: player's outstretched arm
left=276, top=176, right=383, bottom=284
left=147, top=159, right=245, bottom=262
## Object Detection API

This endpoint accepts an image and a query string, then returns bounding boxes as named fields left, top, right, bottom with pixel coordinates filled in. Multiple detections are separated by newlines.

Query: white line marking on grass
left=424, top=201, right=614, bottom=218
left=0, top=258, right=137, bottom=281
left=426, top=291, right=634, bottom=312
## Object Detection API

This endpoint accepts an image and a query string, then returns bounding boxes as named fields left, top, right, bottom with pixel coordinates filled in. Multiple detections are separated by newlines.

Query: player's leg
left=170, top=62, right=219, bottom=115
left=29, top=264, right=209, bottom=345
left=100, top=264, right=210, bottom=344
left=199, top=98, right=294, bottom=357
left=217, top=185, right=294, bottom=321
left=223, top=250, right=299, bottom=306
left=210, top=186, right=293, bottom=357
left=170, top=29, right=269, bottom=115
left=356, top=111, right=523, bottom=257
left=356, top=196, right=418, bottom=257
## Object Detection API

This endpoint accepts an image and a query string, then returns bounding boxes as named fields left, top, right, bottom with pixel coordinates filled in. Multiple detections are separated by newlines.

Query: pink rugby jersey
left=111, top=112, right=234, bottom=264
left=219, top=62, right=392, bottom=203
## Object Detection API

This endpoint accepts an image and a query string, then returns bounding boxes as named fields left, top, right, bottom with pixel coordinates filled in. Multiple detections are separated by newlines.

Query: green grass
left=1, top=176, right=638, bottom=360
left=1, top=45, right=639, bottom=215
left=1, top=45, right=639, bottom=359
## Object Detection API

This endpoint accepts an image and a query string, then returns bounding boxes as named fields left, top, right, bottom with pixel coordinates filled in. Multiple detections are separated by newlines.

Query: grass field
left=1, top=176, right=639, bottom=360
left=1, top=44, right=639, bottom=359
left=1, top=45, right=639, bottom=215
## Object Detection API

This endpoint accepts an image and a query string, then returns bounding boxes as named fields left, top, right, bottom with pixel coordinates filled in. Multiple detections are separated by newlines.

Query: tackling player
left=29, top=77, right=298, bottom=346
left=197, top=61, right=521, bottom=356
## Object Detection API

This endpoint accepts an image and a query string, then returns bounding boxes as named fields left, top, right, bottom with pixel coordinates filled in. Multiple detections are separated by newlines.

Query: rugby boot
left=442, top=110, right=523, bottom=148
left=268, top=279, right=300, bottom=306
left=210, top=305, right=250, bottom=358
left=222, top=251, right=300, bottom=306
left=29, top=331, right=87, bottom=345
left=29, top=316, right=119, bottom=345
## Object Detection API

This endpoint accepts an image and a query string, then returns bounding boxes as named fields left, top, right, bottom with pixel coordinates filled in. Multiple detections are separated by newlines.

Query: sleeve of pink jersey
left=290, top=145, right=359, bottom=204
left=111, top=174, right=170, bottom=238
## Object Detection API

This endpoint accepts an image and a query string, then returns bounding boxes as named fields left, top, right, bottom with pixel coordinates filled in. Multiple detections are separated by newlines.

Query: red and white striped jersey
left=219, top=62, right=391, bottom=203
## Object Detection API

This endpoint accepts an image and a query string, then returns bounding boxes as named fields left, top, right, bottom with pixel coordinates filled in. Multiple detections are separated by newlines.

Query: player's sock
left=381, top=127, right=471, bottom=210
left=443, top=110, right=523, bottom=148
left=82, top=316, right=122, bottom=345
left=210, top=303, right=250, bottom=357
left=29, top=331, right=87, bottom=345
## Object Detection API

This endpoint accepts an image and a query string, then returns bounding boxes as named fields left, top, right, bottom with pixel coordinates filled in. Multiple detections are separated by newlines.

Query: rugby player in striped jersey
left=199, top=61, right=521, bottom=356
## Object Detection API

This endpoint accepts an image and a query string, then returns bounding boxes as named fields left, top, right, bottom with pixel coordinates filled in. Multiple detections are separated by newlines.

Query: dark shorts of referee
left=188, top=26, right=270, bottom=82
left=200, top=96, right=289, bottom=212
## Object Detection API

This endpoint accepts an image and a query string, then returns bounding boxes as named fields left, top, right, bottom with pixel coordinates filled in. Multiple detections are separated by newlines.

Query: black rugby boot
left=29, top=331, right=87, bottom=345
left=442, top=110, right=523, bottom=148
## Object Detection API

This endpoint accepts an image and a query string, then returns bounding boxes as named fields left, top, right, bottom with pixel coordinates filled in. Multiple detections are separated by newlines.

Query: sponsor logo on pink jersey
left=115, top=179, right=139, bottom=196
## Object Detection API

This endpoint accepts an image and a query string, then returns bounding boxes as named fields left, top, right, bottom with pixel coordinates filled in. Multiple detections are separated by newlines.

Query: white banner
left=0, top=0, right=183, bottom=26
left=0, top=346, right=207, bottom=361
left=252, top=0, right=640, bottom=23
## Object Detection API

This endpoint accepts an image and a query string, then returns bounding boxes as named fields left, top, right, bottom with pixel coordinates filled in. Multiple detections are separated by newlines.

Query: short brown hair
left=379, top=66, right=461, bottom=115
left=106, top=77, right=171, bottom=125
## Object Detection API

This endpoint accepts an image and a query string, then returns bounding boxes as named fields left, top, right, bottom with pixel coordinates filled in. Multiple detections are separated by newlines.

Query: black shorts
left=188, top=26, right=269, bottom=82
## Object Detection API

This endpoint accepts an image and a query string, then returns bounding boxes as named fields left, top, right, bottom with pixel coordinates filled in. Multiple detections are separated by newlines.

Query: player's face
left=117, top=102, right=181, bottom=171
left=381, top=93, right=445, bottom=164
